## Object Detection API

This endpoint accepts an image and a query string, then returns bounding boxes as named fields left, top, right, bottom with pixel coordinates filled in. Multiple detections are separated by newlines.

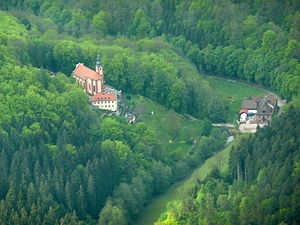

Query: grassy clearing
left=126, top=95, right=202, bottom=159
left=134, top=179, right=186, bottom=225
left=206, top=76, right=266, bottom=122
left=134, top=142, right=232, bottom=225
left=181, top=142, right=232, bottom=194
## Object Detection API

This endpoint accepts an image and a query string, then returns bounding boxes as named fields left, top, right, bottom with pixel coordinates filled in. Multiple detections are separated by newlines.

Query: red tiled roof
left=72, top=63, right=101, bottom=80
left=240, top=109, right=249, bottom=114
left=91, top=92, right=117, bottom=102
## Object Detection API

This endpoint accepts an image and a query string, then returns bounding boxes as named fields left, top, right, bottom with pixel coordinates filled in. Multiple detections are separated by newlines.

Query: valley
left=0, top=0, right=299, bottom=224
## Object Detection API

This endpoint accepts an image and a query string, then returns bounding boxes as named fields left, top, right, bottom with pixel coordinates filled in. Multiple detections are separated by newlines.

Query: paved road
left=212, top=123, right=235, bottom=128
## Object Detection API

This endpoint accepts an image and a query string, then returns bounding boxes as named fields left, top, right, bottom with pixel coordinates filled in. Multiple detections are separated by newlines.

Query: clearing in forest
left=207, top=76, right=267, bottom=122
left=126, top=95, right=202, bottom=161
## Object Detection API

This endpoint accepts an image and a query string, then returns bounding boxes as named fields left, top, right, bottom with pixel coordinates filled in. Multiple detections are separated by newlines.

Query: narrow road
left=212, top=123, right=235, bottom=128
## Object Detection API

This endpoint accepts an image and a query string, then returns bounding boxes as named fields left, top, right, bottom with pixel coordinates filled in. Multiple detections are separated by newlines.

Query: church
left=72, top=55, right=118, bottom=111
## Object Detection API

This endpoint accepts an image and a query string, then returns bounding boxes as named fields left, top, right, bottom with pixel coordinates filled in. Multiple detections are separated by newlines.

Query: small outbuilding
left=240, top=113, right=247, bottom=122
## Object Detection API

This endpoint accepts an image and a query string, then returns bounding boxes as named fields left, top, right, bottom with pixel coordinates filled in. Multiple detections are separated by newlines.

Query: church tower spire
left=95, top=54, right=104, bottom=92
left=96, top=54, right=102, bottom=73
left=96, top=54, right=102, bottom=67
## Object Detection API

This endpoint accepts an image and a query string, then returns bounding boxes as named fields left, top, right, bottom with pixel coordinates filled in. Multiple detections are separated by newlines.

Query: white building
left=91, top=92, right=117, bottom=111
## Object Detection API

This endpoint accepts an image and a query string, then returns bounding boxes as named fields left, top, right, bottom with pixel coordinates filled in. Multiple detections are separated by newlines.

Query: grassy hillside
left=134, top=139, right=232, bottom=225
left=126, top=95, right=203, bottom=161
left=134, top=179, right=186, bottom=225
left=152, top=134, right=251, bottom=225
left=206, top=76, right=267, bottom=122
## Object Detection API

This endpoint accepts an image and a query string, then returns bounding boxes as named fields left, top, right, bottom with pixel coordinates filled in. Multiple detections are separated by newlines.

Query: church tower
left=96, top=54, right=104, bottom=76
left=96, top=54, right=104, bottom=90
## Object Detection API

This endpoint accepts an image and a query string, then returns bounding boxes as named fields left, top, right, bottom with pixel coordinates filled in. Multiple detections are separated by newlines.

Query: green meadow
left=206, top=76, right=267, bottom=122
left=127, top=95, right=203, bottom=160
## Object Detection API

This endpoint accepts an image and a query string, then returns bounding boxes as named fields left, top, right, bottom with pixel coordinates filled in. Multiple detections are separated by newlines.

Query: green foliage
left=129, top=9, right=154, bottom=39
left=98, top=199, right=127, bottom=225
left=92, top=10, right=108, bottom=36
left=5, top=0, right=299, bottom=110
left=53, top=40, right=81, bottom=74
left=0, top=11, right=28, bottom=44
left=0, top=13, right=228, bottom=224
left=158, top=106, right=300, bottom=225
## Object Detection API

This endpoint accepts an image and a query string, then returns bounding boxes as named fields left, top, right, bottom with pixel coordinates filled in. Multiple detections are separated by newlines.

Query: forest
left=0, top=0, right=299, bottom=224
left=1, top=0, right=299, bottom=99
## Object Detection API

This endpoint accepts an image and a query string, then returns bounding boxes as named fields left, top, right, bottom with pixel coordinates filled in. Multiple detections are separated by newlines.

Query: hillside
left=135, top=144, right=231, bottom=225
left=156, top=101, right=300, bottom=224
left=127, top=95, right=202, bottom=160
left=0, top=8, right=227, bottom=225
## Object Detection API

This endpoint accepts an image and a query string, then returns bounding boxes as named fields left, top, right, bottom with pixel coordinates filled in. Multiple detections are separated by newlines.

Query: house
left=240, top=97, right=261, bottom=124
left=72, top=55, right=119, bottom=112
left=256, top=94, right=277, bottom=125
left=239, top=94, right=278, bottom=132
left=91, top=92, right=117, bottom=111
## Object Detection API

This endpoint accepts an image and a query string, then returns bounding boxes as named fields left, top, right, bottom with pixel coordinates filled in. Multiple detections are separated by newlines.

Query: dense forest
left=0, top=0, right=299, bottom=99
left=0, top=0, right=299, bottom=224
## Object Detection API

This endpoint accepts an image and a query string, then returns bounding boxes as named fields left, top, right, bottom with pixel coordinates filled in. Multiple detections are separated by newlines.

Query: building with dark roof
left=241, top=99, right=258, bottom=109
left=241, top=97, right=261, bottom=110
left=239, top=94, right=278, bottom=133
left=256, top=94, right=278, bottom=124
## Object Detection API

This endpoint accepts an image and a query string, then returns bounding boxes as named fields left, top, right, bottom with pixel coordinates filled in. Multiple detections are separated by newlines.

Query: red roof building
left=72, top=55, right=105, bottom=95
left=91, top=92, right=117, bottom=102
left=73, top=63, right=102, bottom=80
left=91, top=92, right=118, bottom=111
